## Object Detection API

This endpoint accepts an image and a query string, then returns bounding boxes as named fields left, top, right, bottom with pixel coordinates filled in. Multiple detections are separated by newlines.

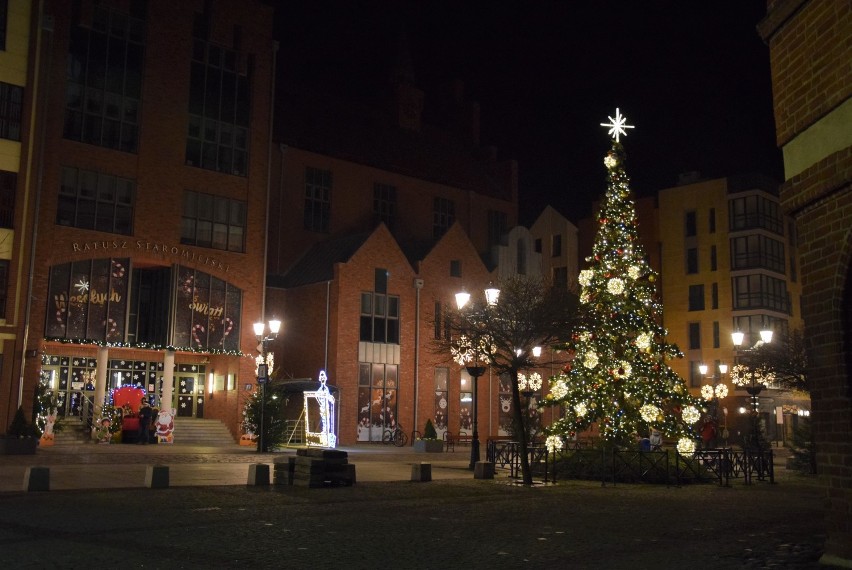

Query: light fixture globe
left=731, top=331, right=745, bottom=347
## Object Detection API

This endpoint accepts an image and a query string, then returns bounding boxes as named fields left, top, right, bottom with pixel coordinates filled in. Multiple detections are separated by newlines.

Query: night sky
left=275, top=1, right=782, bottom=225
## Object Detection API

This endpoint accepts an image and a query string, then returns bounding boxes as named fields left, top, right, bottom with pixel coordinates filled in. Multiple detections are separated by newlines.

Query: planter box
left=413, top=439, right=444, bottom=453
left=0, top=437, right=39, bottom=455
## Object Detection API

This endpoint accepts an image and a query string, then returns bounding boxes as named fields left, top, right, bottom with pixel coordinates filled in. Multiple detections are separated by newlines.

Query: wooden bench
left=443, top=432, right=474, bottom=452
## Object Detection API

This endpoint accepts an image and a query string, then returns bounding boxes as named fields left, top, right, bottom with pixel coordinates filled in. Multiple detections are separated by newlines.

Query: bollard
left=145, top=465, right=169, bottom=488
left=474, top=461, right=494, bottom=480
left=248, top=463, right=270, bottom=486
left=24, top=466, right=50, bottom=492
left=411, top=462, right=432, bottom=482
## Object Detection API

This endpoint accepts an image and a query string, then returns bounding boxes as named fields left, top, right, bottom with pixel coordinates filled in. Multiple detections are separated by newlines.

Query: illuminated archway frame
left=304, top=370, right=336, bottom=448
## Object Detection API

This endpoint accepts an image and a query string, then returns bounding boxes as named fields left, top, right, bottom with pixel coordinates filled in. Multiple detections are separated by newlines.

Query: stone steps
left=171, top=418, right=235, bottom=445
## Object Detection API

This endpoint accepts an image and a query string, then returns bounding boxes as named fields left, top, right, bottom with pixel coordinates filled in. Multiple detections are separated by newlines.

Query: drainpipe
left=261, top=40, right=279, bottom=318
left=413, top=278, right=423, bottom=435
left=18, top=3, right=52, bottom=407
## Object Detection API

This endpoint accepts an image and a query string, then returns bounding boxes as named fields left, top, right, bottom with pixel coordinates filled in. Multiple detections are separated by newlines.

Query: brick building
left=264, top=66, right=521, bottom=444
left=3, top=0, right=276, bottom=438
left=758, top=1, right=852, bottom=564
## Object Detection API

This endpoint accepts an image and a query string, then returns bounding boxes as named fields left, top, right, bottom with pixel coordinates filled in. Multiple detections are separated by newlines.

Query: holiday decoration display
left=544, top=109, right=701, bottom=450
left=304, top=370, right=337, bottom=448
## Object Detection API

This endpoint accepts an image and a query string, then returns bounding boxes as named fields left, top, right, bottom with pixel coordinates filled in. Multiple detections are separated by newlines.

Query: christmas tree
left=544, top=109, right=701, bottom=452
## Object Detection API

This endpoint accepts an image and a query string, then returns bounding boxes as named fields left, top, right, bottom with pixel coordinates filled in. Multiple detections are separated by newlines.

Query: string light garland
left=43, top=336, right=247, bottom=357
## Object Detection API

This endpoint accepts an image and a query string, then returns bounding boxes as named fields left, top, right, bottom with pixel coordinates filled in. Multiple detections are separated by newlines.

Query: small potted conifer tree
left=413, top=419, right=444, bottom=453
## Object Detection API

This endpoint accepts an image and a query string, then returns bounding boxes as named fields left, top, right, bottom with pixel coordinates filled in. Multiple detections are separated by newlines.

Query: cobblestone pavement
left=0, top=444, right=829, bottom=569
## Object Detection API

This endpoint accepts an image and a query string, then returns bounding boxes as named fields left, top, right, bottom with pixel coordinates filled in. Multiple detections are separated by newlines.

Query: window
left=685, top=211, right=697, bottom=237
left=688, top=284, right=705, bottom=311
left=433, top=302, right=442, bottom=340
left=64, top=6, right=144, bottom=152
left=0, top=259, right=7, bottom=318
left=0, top=0, right=7, bottom=50
left=0, top=81, right=22, bottom=141
left=450, top=260, right=461, bottom=278
left=689, top=361, right=702, bottom=387
left=460, top=374, right=473, bottom=434
left=686, top=248, right=698, bottom=274
left=360, top=291, right=400, bottom=344
left=730, top=235, right=785, bottom=273
left=185, top=31, right=251, bottom=175
left=181, top=190, right=246, bottom=252
left=710, top=245, right=717, bottom=271
left=709, top=208, right=716, bottom=233
left=732, top=274, right=790, bottom=312
left=433, top=368, right=448, bottom=433
left=713, top=321, right=720, bottom=348
left=534, top=238, right=542, bottom=253
left=357, top=362, right=398, bottom=441
left=729, top=194, right=783, bottom=235
left=488, top=210, right=507, bottom=249
left=433, top=197, right=455, bottom=238
left=711, top=283, right=718, bottom=309
left=688, top=322, right=701, bottom=350
left=304, top=167, right=331, bottom=232
left=373, top=183, right=397, bottom=230
left=552, top=234, right=562, bottom=257
left=0, top=170, right=15, bottom=228
left=733, top=315, right=789, bottom=347
left=57, top=167, right=134, bottom=234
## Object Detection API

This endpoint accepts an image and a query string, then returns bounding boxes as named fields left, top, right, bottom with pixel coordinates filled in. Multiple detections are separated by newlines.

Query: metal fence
left=486, top=440, right=775, bottom=486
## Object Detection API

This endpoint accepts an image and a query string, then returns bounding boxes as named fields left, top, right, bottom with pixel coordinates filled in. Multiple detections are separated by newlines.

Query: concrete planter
left=0, top=437, right=39, bottom=455
left=413, top=439, right=444, bottom=453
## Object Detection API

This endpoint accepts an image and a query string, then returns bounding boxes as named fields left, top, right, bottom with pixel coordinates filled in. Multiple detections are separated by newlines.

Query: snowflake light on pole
left=544, top=108, right=701, bottom=448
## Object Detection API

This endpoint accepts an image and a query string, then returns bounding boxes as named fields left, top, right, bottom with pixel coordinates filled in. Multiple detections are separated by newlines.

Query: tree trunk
left=510, top=369, right=533, bottom=485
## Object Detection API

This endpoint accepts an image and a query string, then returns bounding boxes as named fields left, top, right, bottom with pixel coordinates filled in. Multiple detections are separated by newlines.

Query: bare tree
left=432, top=276, right=577, bottom=485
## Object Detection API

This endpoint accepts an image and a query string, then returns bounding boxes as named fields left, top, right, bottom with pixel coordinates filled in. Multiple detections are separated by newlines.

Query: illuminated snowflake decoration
left=682, top=406, right=701, bottom=424
left=677, top=437, right=696, bottom=455
left=701, top=385, right=715, bottom=401
left=634, top=332, right=652, bottom=350
left=580, top=291, right=591, bottom=304
left=255, top=353, right=274, bottom=377
left=578, top=269, right=594, bottom=287
left=574, top=402, right=588, bottom=418
left=600, top=107, right=635, bottom=143
left=604, top=153, right=618, bottom=169
left=550, top=378, right=569, bottom=400
left=640, top=404, right=660, bottom=423
left=607, top=278, right=625, bottom=295
left=628, top=265, right=642, bottom=280
left=451, top=335, right=474, bottom=365
left=715, top=383, right=729, bottom=399
left=74, top=279, right=90, bottom=294
left=613, top=361, right=632, bottom=380
left=518, top=372, right=543, bottom=392
left=583, top=351, right=599, bottom=369
left=545, top=435, right=564, bottom=454
left=730, top=364, right=774, bottom=387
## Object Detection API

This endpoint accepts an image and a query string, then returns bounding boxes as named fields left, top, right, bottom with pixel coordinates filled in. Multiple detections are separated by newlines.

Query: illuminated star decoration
left=600, top=107, right=635, bottom=142
left=74, top=278, right=90, bottom=293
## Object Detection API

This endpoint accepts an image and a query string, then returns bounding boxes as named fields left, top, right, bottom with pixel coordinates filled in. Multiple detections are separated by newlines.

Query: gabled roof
left=267, top=232, right=372, bottom=289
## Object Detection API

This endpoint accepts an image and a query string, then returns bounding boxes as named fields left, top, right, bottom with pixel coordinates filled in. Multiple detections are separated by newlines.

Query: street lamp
left=455, top=284, right=500, bottom=470
left=731, top=329, right=774, bottom=449
left=699, top=362, right=729, bottom=448
left=254, top=319, right=281, bottom=453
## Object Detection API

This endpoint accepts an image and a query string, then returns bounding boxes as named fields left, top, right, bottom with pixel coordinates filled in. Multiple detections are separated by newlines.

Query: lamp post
left=254, top=319, right=281, bottom=453
left=731, top=329, right=774, bottom=450
left=699, top=362, right=729, bottom=448
left=455, top=284, right=500, bottom=471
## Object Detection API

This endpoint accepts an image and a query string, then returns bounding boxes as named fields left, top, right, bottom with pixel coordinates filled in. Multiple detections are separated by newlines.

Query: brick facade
left=6, top=0, right=276, bottom=439
left=759, top=0, right=852, bottom=564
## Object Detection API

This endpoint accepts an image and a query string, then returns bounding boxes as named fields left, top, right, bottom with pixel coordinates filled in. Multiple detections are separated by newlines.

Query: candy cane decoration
left=220, top=317, right=234, bottom=345
left=181, top=275, right=195, bottom=296
left=192, top=324, right=206, bottom=347
left=111, top=261, right=125, bottom=279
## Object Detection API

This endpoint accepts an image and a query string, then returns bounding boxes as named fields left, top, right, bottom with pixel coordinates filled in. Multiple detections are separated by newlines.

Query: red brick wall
left=762, top=0, right=852, bottom=563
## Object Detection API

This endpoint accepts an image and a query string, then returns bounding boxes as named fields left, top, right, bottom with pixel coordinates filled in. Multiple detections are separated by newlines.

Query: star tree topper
left=600, top=107, right=635, bottom=142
